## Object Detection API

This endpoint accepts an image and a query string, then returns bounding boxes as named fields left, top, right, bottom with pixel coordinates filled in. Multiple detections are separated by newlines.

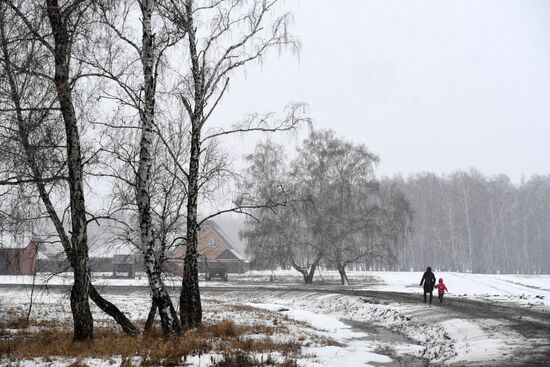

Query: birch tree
left=0, top=0, right=137, bottom=339
left=242, top=131, right=410, bottom=284
left=161, top=0, right=302, bottom=328
left=77, top=0, right=188, bottom=336
left=291, top=130, right=383, bottom=284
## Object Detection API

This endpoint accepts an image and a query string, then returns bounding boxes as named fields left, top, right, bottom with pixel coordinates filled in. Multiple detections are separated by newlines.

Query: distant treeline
left=386, top=170, right=550, bottom=274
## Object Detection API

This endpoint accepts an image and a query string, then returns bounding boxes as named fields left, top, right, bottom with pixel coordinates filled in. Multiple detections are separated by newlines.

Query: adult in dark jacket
left=420, top=266, right=436, bottom=304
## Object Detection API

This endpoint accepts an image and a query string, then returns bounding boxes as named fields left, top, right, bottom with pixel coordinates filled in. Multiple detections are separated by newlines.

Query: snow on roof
left=204, top=220, right=245, bottom=260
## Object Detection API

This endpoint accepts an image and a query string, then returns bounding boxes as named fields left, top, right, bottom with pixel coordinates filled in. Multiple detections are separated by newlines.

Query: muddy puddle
left=345, top=320, right=430, bottom=367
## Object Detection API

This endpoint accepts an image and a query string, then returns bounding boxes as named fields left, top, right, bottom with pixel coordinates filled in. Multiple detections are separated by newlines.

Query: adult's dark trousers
left=423, top=287, right=433, bottom=304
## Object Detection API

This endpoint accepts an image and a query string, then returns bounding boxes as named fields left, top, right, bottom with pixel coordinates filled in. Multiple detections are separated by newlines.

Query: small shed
left=113, top=254, right=135, bottom=278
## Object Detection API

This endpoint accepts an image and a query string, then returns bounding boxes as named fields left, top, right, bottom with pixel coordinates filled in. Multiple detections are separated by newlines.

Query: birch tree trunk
left=460, top=178, right=474, bottom=272
left=337, top=261, right=350, bottom=285
left=137, top=0, right=181, bottom=336
left=168, top=0, right=299, bottom=328
left=45, top=0, right=93, bottom=340
left=180, top=127, right=202, bottom=329
left=1, top=0, right=137, bottom=338
left=176, top=0, right=203, bottom=329
left=447, top=204, right=457, bottom=270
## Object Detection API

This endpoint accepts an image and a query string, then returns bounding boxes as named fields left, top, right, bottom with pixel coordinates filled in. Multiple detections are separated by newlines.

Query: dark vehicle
left=205, top=261, right=228, bottom=281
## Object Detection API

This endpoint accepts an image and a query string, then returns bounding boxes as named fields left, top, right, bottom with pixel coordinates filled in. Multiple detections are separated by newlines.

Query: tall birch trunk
left=137, top=0, right=181, bottom=336
left=45, top=0, right=93, bottom=340
left=447, top=203, right=457, bottom=270
left=460, top=178, right=474, bottom=272
left=180, top=128, right=202, bottom=329
left=179, top=0, right=203, bottom=329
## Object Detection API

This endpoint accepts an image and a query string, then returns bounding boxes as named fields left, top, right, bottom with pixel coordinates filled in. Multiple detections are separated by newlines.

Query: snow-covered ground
left=3, top=270, right=549, bottom=307
left=211, top=289, right=528, bottom=366
left=359, top=271, right=550, bottom=306
left=230, top=269, right=550, bottom=306
left=0, top=287, right=406, bottom=367
left=1, top=271, right=549, bottom=366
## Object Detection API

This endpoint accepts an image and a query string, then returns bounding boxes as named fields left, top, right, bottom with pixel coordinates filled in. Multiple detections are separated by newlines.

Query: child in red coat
left=434, top=278, right=448, bottom=303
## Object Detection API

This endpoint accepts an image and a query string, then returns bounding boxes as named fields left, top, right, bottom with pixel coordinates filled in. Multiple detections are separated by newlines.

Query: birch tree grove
left=389, top=171, right=550, bottom=274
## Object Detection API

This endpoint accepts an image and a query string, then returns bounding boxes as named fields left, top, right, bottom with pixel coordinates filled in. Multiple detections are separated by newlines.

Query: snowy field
left=1, top=271, right=549, bottom=366
left=2, top=270, right=549, bottom=307
left=364, top=271, right=549, bottom=304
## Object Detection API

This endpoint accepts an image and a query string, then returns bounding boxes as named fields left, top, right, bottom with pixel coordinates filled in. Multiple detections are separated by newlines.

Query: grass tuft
left=211, top=351, right=298, bottom=367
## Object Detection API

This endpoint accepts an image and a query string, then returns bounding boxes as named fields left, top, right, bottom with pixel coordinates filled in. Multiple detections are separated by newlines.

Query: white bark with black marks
left=137, top=0, right=181, bottom=336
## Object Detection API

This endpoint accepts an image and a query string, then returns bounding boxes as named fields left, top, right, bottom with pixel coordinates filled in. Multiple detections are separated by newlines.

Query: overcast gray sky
left=212, top=0, right=550, bottom=182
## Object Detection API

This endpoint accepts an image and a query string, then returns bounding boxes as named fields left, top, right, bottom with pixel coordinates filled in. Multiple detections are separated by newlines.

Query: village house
left=169, top=220, right=248, bottom=276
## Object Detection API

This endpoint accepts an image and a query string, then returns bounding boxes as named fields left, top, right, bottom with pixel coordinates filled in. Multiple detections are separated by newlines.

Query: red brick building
left=169, top=220, right=247, bottom=275
left=0, top=241, right=38, bottom=275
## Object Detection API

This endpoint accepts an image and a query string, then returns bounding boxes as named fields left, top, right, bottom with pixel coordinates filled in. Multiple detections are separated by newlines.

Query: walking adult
left=420, top=266, right=436, bottom=304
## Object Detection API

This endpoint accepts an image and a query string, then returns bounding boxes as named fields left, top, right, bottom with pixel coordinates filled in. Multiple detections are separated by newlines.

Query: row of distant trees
left=240, top=130, right=412, bottom=284
left=388, top=171, right=550, bottom=274
left=242, top=137, right=550, bottom=277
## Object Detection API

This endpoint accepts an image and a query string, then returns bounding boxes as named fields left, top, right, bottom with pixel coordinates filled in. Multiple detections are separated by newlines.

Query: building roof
left=203, top=220, right=245, bottom=260
left=0, top=234, right=34, bottom=250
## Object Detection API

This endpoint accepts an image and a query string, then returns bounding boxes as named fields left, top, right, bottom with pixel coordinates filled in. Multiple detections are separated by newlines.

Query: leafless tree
left=240, top=137, right=328, bottom=284
left=242, top=130, right=412, bottom=284
left=289, top=130, right=381, bottom=284
left=0, top=0, right=137, bottom=339
left=82, top=0, right=186, bottom=336
left=376, top=183, right=413, bottom=271
left=84, top=0, right=243, bottom=335
left=160, top=0, right=304, bottom=328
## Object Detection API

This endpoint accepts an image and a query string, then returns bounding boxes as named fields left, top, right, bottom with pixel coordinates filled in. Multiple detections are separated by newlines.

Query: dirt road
left=201, top=285, right=550, bottom=366
left=348, top=288, right=550, bottom=366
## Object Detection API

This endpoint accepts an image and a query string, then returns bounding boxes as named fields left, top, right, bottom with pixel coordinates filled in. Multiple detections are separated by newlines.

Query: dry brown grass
left=0, top=326, right=209, bottom=366
left=226, top=304, right=259, bottom=313
left=0, top=318, right=302, bottom=366
left=210, top=351, right=298, bottom=367
left=192, top=319, right=299, bottom=357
